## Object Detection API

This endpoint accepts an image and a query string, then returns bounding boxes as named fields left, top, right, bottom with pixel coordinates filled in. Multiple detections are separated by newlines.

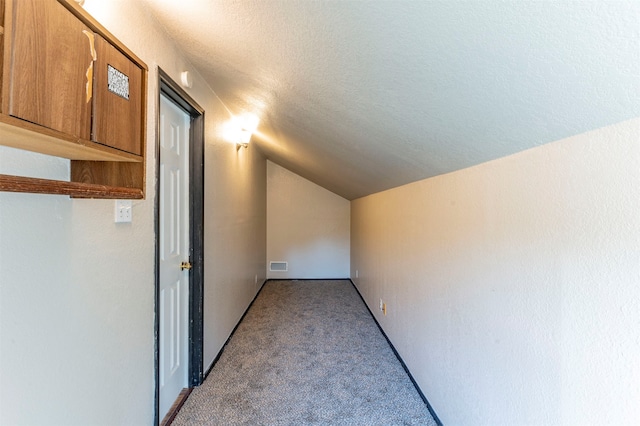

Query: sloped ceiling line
left=143, top=0, right=640, bottom=200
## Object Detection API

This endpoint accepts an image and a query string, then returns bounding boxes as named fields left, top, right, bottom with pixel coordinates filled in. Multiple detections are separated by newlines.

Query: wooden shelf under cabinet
left=0, top=174, right=143, bottom=199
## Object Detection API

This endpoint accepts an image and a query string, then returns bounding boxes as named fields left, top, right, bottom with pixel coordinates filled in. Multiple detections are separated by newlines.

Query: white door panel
left=159, top=94, right=190, bottom=420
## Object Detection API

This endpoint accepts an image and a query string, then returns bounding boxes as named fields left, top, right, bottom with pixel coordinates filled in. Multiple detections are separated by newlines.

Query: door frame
left=154, top=68, right=205, bottom=425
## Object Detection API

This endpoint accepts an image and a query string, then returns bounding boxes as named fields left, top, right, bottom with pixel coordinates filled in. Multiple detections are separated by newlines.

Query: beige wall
left=351, top=118, right=640, bottom=425
left=267, top=161, right=350, bottom=279
left=0, top=1, right=266, bottom=424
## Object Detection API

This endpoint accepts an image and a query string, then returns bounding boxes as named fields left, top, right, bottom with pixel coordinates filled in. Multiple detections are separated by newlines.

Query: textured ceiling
left=142, top=0, right=640, bottom=200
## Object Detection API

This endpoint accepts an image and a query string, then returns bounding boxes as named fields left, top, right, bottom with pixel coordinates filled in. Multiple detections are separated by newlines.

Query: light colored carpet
left=173, top=279, right=438, bottom=425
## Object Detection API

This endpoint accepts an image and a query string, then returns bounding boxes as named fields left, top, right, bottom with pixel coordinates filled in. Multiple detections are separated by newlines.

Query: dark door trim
left=154, top=67, right=205, bottom=425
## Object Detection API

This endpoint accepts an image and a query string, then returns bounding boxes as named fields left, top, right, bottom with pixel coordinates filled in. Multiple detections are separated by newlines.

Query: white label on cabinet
left=107, top=64, right=130, bottom=100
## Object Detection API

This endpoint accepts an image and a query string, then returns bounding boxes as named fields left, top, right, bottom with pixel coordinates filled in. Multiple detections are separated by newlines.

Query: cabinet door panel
left=92, top=35, right=143, bottom=155
left=8, top=0, right=92, bottom=139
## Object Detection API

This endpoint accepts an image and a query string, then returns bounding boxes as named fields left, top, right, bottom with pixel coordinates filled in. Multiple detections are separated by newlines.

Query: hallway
left=1, top=1, right=638, bottom=424
left=172, top=280, right=438, bottom=425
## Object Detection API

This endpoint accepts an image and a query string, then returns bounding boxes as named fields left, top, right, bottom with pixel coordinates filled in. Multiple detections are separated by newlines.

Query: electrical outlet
left=379, top=298, right=383, bottom=311
left=114, top=200, right=132, bottom=223
left=255, top=274, right=258, bottom=285
left=356, top=269, right=359, bottom=278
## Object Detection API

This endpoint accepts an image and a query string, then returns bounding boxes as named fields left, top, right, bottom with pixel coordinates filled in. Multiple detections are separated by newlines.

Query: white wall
left=267, top=161, right=349, bottom=279
left=0, top=1, right=266, bottom=424
left=204, top=141, right=266, bottom=364
left=351, top=118, right=640, bottom=426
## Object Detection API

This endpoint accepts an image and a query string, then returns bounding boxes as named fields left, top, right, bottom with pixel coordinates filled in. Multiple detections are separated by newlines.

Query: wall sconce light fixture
left=231, top=113, right=260, bottom=151
left=236, top=128, right=252, bottom=151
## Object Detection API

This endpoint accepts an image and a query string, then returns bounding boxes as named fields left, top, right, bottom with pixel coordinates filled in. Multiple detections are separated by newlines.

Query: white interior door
left=159, top=94, right=191, bottom=420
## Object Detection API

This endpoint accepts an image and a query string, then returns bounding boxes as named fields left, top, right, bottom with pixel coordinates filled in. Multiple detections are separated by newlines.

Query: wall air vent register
left=269, top=261, right=288, bottom=272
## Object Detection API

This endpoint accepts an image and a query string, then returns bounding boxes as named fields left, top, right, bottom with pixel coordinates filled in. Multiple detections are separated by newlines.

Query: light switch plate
left=115, top=200, right=132, bottom=223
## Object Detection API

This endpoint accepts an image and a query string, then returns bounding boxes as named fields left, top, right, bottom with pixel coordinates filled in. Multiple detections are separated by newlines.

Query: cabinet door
left=6, top=0, right=93, bottom=139
left=92, top=35, right=143, bottom=155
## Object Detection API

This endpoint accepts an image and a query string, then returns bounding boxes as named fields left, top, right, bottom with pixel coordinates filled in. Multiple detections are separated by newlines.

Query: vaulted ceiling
left=142, top=0, right=640, bottom=200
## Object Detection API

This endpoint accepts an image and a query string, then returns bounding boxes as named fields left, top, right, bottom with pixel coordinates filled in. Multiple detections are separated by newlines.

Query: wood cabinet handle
left=82, top=30, right=97, bottom=103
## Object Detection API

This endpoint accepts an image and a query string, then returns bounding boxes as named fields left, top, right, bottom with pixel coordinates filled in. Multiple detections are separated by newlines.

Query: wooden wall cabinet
left=0, top=0, right=147, bottom=199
